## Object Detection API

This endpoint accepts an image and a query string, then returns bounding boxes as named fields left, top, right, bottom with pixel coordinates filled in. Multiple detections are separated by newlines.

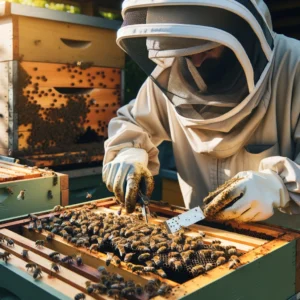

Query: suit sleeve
left=103, top=78, right=171, bottom=176
left=259, top=65, right=300, bottom=214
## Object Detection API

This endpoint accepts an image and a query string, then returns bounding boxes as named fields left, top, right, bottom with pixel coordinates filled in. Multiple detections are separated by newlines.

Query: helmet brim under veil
left=117, top=1, right=274, bottom=111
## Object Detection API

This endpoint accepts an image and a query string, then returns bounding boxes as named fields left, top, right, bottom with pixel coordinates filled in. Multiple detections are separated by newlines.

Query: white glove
left=203, top=170, right=290, bottom=222
left=102, top=148, right=154, bottom=213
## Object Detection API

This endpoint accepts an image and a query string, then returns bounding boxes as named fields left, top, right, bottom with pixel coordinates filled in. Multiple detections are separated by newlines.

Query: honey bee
left=46, top=233, right=54, bottom=242
left=5, top=238, right=14, bottom=247
left=136, top=245, right=150, bottom=252
left=229, top=255, right=241, bottom=269
left=124, top=253, right=134, bottom=263
left=17, top=190, right=26, bottom=201
left=169, top=251, right=180, bottom=257
left=199, top=249, right=213, bottom=258
left=183, top=243, right=191, bottom=251
left=212, top=239, right=222, bottom=245
left=185, top=237, right=193, bottom=244
left=150, top=240, right=157, bottom=251
left=227, top=248, right=237, bottom=256
left=81, top=225, right=87, bottom=235
left=143, top=266, right=156, bottom=273
left=126, top=263, right=133, bottom=270
left=156, top=268, right=167, bottom=278
left=35, top=240, right=45, bottom=248
left=117, top=245, right=126, bottom=257
left=28, top=222, right=36, bottom=231
left=135, top=284, right=144, bottom=296
left=113, top=255, right=121, bottom=265
left=205, top=263, right=214, bottom=271
left=49, top=251, right=60, bottom=261
left=33, top=267, right=42, bottom=279
left=181, top=250, right=195, bottom=258
left=74, top=293, right=86, bottom=300
left=152, top=255, right=163, bottom=267
left=173, top=260, right=183, bottom=271
left=61, top=256, right=74, bottom=264
left=106, top=252, right=113, bottom=266
left=91, top=283, right=107, bottom=294
left=191, top=265, right=205, bottom=277
left=170, top=242, right=177, bottom=251
left=131, top=240, right=143, bottom=250
left=156, top=284, right=172, bottom=296
left=172, top=236, right=184, bottom=244
left=138, top=253, right=151, bottom=262
left=103, top=233, right=110, bottom=242
left=131, top=264, right=144, bottom=272
left=76, top=253, right=83, bottom=266
left=86, top=192, right=92, bottom=199
left=216, top=256, right=227, bottom=266
left=26, top=262, right=37, bottom=271
left=89, top=243, right=98, bottom=253
left=198, top=230, right=206, bottom=237
left=51, top=262, right=60, bottom=272
left=53, top=205, right=64, bottom=212
left=107, top=289, right=120, bottom=298
left=176, top=244, right=184, bottom=252
left=145, top=260, right=155, bottom=267
left=211, top=251, right=225, bottom=259
left=21, top=249, right=29, bottom=259
left=121, top=287, right=136, bottom=297
left=157, top=246, right=167, bottom=254
left=168, top=257, right=177, bottom=265
left=0, top=251, right=11, bottom=263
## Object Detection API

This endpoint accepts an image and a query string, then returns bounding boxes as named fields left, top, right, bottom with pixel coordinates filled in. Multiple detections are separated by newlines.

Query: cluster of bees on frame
left=0, top=203, right=242, bottom=300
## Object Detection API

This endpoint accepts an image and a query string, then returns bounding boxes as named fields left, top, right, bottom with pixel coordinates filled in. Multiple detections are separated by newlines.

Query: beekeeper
left=102, top=0, right=300, bottom=222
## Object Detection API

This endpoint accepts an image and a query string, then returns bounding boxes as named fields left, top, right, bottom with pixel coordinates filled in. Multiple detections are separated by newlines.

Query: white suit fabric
left=104, top=0, right=300, bottom=214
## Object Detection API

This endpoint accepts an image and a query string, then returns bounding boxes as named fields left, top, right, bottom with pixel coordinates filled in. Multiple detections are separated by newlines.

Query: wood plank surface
left=0, top=236, right=107, bottom=300
left=20, top=62, right=121, bottom=89
left=0, top=246, right=96, bottom=300
left=0, top=160, right=42, bottom=175
left=0, top=198, right=116, bottom=229
left=0, top=17, right=13, bottom=61
left=16, top=15, right=125, bottom=67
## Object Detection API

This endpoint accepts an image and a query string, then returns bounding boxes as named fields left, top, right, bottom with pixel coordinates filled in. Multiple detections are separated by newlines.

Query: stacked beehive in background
left=0, top=1, right=124, bottom=167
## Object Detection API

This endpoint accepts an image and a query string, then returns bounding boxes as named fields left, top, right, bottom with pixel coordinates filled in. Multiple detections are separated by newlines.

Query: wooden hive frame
left=0, top=198, right=300, bottom=300
left=0, top=60, right=122, bottom=167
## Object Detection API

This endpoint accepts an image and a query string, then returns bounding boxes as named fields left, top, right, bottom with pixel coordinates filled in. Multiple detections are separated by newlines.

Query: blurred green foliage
left=5, top=0, right=81, bottom=13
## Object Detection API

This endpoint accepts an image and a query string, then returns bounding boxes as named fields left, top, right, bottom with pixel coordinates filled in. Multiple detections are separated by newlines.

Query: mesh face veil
left=117, top=1, right=274, bottom=110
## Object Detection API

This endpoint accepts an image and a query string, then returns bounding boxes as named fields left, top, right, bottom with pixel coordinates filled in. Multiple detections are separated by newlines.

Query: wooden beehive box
left=0, top=198, right=300, bottom=300
left=0, top=159, right=69, bottom=220
left=0, top=2, right=124, bottom=67
left=0, top=2, right=124, bottom=167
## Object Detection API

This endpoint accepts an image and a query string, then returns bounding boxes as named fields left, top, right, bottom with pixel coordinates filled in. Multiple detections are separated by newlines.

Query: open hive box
left=0, top=159, right=68, bottom=220
left=0, top=198, right=300, bottom=300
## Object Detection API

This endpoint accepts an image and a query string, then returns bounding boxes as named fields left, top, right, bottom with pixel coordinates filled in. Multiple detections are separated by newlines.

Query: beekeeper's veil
left=117, top=0, right=274, bottom=109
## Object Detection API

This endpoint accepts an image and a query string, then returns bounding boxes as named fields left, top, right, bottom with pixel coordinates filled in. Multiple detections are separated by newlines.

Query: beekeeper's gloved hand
left=102, top=148, right=154, bottom=213
left=203, top=170, right=290, bottom=222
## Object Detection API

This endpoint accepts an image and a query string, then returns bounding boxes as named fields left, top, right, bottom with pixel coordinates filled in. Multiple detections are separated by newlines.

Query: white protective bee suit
left=103, top=0, right=300, bottom=222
